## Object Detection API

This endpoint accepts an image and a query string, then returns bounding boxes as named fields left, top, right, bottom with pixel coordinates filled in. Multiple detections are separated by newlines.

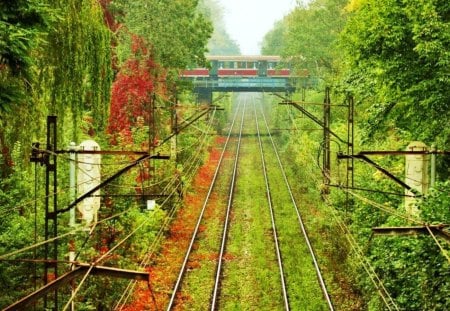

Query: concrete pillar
left=198, top=90, right=213, bottom=105
left=77, top=140, right=101, bottom=226
left=405, top=141, right=429, bottom=215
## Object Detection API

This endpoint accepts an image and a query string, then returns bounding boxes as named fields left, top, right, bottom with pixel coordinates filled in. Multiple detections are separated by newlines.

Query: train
left=182, top=55, right=305, bottom=79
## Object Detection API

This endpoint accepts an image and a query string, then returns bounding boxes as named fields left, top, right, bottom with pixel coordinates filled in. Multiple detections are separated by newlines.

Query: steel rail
left=259, top=104, right=335, bottom=311
left=210, top=99, right=246, bottom=310
left=114, top=110, right=220, bottom=310
left=253, top=100, right=290, bottom=310
left=166, top=101, right=243, bottom=310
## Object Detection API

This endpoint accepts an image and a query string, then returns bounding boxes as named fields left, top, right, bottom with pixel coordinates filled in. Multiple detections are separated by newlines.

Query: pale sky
left=217, top=0, right=298, bottom=55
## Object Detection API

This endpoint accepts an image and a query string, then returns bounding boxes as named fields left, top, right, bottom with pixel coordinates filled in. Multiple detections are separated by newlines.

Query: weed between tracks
left=173, top=137, right=237, bottom=310
left=124, top=98, right=363, bottom=310
left=220, top=132, right=286, bottom=311
left=121, top=136, right=226, bottom=310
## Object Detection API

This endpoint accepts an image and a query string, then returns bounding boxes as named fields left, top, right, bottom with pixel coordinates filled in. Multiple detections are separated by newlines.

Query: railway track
left=253, top=99, right=290, bottom=309
left=166, top=93, right=333, bottom=310
left=253, top=96, right=334, bottom=310
left=166, top=97, right=246, bottom=310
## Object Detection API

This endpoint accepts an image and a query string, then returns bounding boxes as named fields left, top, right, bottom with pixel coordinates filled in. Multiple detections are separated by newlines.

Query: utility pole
left=277, top=88, right=350, bottom=200
left=346, top=95, right=355, bottom=211
left=18, top=104, right=217, bottom=309
left=347, top=95, right=354, bottom=189
left=69, top=142, right=77, bottom=311
left=29, top=116, right=60, bottom=310
left=323, top=87, right=331, bottom=195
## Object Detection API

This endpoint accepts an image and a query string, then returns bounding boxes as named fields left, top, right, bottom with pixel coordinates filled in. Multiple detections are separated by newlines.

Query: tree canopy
left=113, top=0, right=213, bottom=70
left=340, top=0, right=450, bottom=145
left=0, top=0, right=50, bottom=111
left=262, top=0, right=450, bottom=309
left=261, top=0, right=348, bottom=77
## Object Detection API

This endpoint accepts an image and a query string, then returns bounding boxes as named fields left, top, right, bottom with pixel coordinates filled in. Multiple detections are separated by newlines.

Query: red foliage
left=107, top=35, right=159, bottom=144
left=121, top=136, right=227, bottom=310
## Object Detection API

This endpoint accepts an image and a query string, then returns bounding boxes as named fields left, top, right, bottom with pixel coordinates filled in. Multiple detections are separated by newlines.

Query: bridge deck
left=190, top=77, right=296, bottom=93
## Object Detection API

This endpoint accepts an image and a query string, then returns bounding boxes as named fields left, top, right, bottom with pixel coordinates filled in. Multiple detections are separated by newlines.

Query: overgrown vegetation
left=0, top=0, right=448, bottom=309
left=262, top=0, right=450, bottom=309
left=0, top=0, right=227, bottom=308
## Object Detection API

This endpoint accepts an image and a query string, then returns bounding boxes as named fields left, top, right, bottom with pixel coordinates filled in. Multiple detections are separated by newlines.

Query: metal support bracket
left=4, top=265, right=150, bottom=310
left=279, top=100, right=348, bottom=145
left=337, top=153, right=418, bottom=194
left=372, top=225, right=450, bottom=243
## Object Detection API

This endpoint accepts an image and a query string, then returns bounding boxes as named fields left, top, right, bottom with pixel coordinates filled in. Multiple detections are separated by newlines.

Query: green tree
left=0, top=0, right=52, bottom=176
left=0, top=0, right=51, bottom=110
left=261, top=20, right=287, bottom=56
left=38, top=0, right=113, bottom=138
left=340, top=0, right=450, bottom=147
left=261, top=0, right=348, bottom=77
left=113, top=0, right=212, bottom=70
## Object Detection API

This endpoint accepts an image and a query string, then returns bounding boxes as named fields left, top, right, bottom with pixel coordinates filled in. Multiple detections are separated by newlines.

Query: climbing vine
left=107, top=35, right=163, bottom=145
left=37, top=0, right=112, bottom=141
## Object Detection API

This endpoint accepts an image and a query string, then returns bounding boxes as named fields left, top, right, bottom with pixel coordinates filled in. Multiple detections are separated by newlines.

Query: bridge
left=181, top=55, right=310, bottom=102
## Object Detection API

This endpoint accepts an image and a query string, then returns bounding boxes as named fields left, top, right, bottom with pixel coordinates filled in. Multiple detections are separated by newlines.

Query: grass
left=260, top=136, right=330, bottom=310
left=174, top=138, right=237, bottom=310
left=163, top=94, right=363, bottom=310
left=219, top=109, right=285, bottom=310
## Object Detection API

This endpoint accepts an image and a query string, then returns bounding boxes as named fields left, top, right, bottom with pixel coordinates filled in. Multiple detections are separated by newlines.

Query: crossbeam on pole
left=4, top=265, right=149, bottom=310
left=372, top=225, right=450, bottom=243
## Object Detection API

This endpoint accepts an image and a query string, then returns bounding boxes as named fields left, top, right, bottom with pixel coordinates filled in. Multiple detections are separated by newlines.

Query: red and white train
left=182, top=55, right=294, bottom=78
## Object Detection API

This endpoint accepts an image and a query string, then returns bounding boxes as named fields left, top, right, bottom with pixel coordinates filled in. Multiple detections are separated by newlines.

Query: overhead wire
left=0, top=202, right=138, bottom=260
left=0, top=158, right=122, bottom=219
left=0, top=178, right=91, bottom=218
left=303, top=153, right=401, bottom=310
left=425, top=226, right=450, bottom=263
left=295, top=156, right=400, bottom=309
left=114, top=108, right=219, bottom=309
left=59, top=105, right=219, bottom=309
left=31, top=144, right=143, bottom=167
left=328, top=204, right=400, bottom=311
left=177, top=115, right=216, bottom=134
left=112, top=174, right=200, bottom=308
left=62, top=211, right=162, bottom=311
left=323, top=151, right=450, bottom=261
left=0, top=103, right=219, bottom=308
left=117, top=108, right=221, bottom=308
left=282, top=100, right=400, bottom=310
left=326, top=158, right=450, bottom=261
left=284, top=91, right=449, bottom=306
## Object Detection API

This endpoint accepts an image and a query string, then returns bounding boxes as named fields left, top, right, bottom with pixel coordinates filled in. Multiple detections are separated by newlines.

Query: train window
left=268, top=62, right=278, bottom=69
left=224, top=61, right=236, bottom=69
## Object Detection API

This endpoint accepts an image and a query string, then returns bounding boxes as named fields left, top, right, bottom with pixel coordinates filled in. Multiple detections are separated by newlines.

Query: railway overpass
left=181, top=55, right=312, bottom=103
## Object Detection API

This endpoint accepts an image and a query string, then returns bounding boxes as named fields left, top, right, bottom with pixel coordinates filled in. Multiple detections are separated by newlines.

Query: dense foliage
left=262, top=0, right=348, bottom=77
left=112, top=0, right=212, bottom=70
left=0, top=0, right=448, bottom=309
left=262, top=0, right=449, bottom=309
left=340, top=0, right=450, bottom=148
left=0, top=0, right=50, bottom=176
left=107, top=36, right=159, bottom=144
left=0, top=0, right=50, bottom=110
left=0, top=0, right=219, bottom=308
